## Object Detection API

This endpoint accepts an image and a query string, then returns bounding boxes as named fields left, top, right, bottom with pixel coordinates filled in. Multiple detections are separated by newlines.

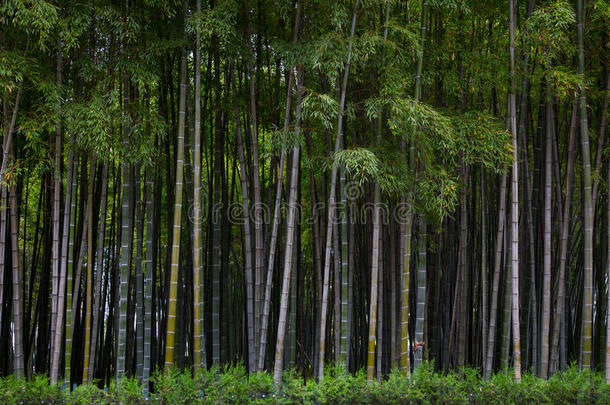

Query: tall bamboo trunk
left=605, top=161, right=610, bottom=383
left=10, top=181, right=23, bottom=376
left=591, top=72, right=609, bottom=210
left=484, top=173, right=507, bottom=379
left=143, top=167, right=154, bottom=392
left=50, top=144, right=74, bottom=383
left=391, top=212, right=400, bottom=369
left=550, top=97, right=577, bottom=374
left=339, top=165, right=350, bottom=368
left=367, top=173, right=382, bottom=382
left=481, top=170, right=488, bottom=371
left=70, top=202, right=88, bottom=381
left=400, top=0, right=427, bottom=376
left=415, top=213, right=427, bottom=369
left=288, top=219, right=298, bottom=369
left=456, top=165, right=469, bottom=367
left=50, top=46, right=62, bottom=367
left=82, top=155, right=96, bottom=381
left=540, top=84, right=552, bottom=378
left=258, top=107, right=288, bottom=371
left=231, top=70, right=255, bottom=374
left=192, top=0, right=206, bottom=371
left=117, top=74, right=134, bottom=379
left=333, top=219, right=341, bottom=365
left=370, top=2, right=391, bottom=379
left=88, top=161, right=108, bottom=381
left=521, top=115, right=538, bottom=376
left=576, top=0, right=593, bottom=370
left=399, top=189, right=413, bottom=376
left=376, top=223, right=384, bottom=382
left=508, top=0, right=521, bottom=381
left=257, top=124, right=286, bottom=371
left=210, top=41, right=223, bottom=367
left=117, top=159, right=131, bottom=378
left=517, top=3, right=537, bottom=372
left=273, top=66, right=304, bottom=386
left=318, top=0, right=359, bottom=381
left=258, top=2, right=302, bottom=371
left=0, top=186, right=6, bottom=349
left=272, top=145, right=301, bottom=384
left=500, top=205, right=511, bottom=370
left=501, top=228, right=511, bottom=370
left=64, top=155, right=78, bottom=384
left=366, top=213, right=381, bottom=381
left=307, top=130, right=323, bottom=375
left=0, top=92, right=20, bottom=372
left=2, top=91, right=22, bottom=377
left=165, top=48, right=187, bottom=369
left=135, top=167, right=145, bottom=381
left=347, top=197, right=355, bottom=370
left=243, top=1, right=264, bottom=365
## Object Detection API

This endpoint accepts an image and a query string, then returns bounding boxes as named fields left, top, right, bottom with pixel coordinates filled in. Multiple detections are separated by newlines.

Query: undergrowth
left=0, top=363, right=608, bottom=404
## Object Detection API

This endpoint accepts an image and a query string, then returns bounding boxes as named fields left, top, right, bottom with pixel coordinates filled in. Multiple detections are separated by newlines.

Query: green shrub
left=546, top=365, right=609, bottom=405
left=0, top=375, right=63, bottom=405
left=0, top=363, right=608, bottom=404
left=65, top=383, right=108, bottom=405
left=280, top=369, right=317, bottom=404
left=477, top=369, right=518, bottom=404
left=109, top=376, right=146, bottom=404
left=244, top=371, right=274, bottom=404
left=153, top=368, right=201, bottom=405
left=377, top=368, right=427, bottom=404
left=316, top=365, right=367, bottom=404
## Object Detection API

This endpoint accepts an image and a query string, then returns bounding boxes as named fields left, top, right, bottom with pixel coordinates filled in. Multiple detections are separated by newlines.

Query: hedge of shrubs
left=1, top=363, right=608, bottom=404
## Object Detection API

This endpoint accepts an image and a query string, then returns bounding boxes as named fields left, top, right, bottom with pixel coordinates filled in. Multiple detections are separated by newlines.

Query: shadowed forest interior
left=0, top=0, right=609, bottom=391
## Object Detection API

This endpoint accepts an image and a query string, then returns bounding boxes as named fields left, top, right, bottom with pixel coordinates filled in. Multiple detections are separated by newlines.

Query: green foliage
left=153, top=367, right=202, bottom=404
left=62, top=88, right=162, bottom=165
left=383, top=97, right=455, bottom=152
left=56, top=2, right=93, bottom=51
left=415, top=164, right=459, bottom=222
left=302, top=91, right=340, bottom=132
left=110, top=376, right=145, bottom=404
left=189, top=0, right=239, bottom=54
left=545, top=364, right=610, bottom=404
left=201, top=364, right=273, bottom=404
left=314, top=364, right=367, bottom=404
left=548, top=67, right=581, bottom=97
left=65, top=383, right=108, bottom=405
left=427, top=0, right=471, bottom=14
left=0, top=374, right=63, bottom=405
left=267, top=127, right=303, bottom=155
left=0, top=364, right=608, bottom=404
left=332, top=148, right=380, bottom=185
left=363, top=92, right=512, bottom=222
left=373, top=146, right=411, bottom=196
left=451, top=111, right=512, bottom=172
left=522, top=0, right=575, bottom=67
left=0, top=0, right=59, bottom=49
left=0, top=50, right=27, bottom=92
left=63, top=92, right=121, bottom=158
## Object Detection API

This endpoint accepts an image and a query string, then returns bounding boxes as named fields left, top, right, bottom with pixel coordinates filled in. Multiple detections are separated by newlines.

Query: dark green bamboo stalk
left=165, top=47, right=187, bottom=369
left=576, top=0, right=593, bottom=370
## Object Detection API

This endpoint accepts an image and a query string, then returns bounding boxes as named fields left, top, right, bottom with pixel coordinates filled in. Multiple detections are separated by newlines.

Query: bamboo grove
left=0, top=0, right=609, bottom=390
